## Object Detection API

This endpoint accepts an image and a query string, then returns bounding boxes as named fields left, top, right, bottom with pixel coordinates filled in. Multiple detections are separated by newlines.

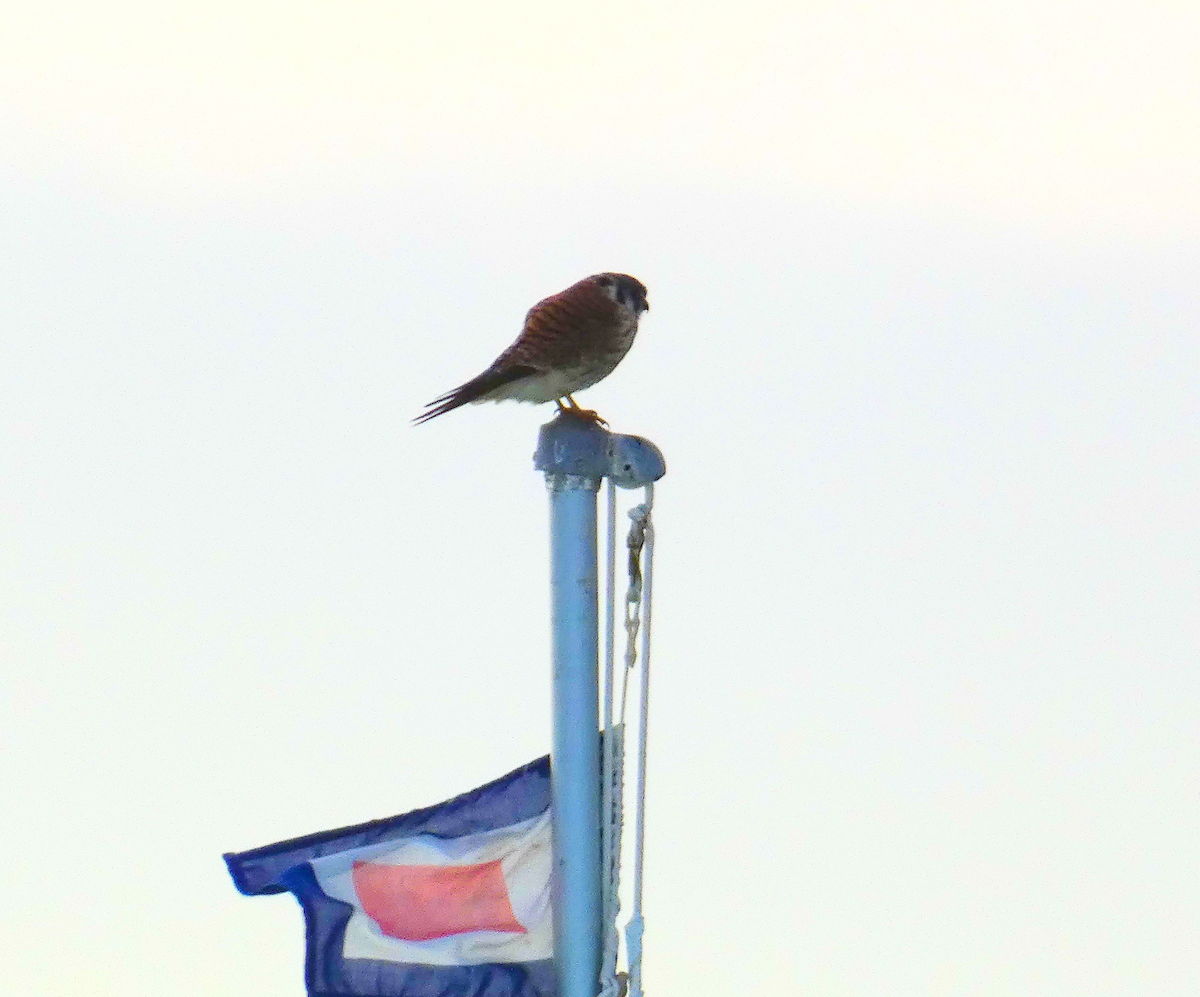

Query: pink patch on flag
left=352, top=860, right=528, bottom=942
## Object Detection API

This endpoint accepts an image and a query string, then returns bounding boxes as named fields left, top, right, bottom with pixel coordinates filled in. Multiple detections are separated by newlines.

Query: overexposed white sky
left=3, top=0, right=1198, bottom=229
left=2, top=2, right=1198, bottom=995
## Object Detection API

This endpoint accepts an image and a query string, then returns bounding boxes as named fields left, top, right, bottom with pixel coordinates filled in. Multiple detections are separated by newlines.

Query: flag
left=224, top=756, right=555, bottom=997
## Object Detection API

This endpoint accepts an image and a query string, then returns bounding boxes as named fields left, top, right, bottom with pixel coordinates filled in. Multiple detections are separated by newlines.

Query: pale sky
left=2, top=2, right=1198, bottom=996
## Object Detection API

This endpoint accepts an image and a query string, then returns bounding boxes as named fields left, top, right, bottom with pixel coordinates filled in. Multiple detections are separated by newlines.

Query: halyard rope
left=599, top=482, right=654, bottom=997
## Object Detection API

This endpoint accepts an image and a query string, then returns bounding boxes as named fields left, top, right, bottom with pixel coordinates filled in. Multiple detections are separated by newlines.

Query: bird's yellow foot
left=564, top=407, right=609, bottom=426
left=554, top=398, right=609, bottom=424
left=555, top=399, right=608, bottom=426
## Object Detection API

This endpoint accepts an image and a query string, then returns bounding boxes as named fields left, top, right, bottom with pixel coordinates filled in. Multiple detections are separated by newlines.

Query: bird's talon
left=562, top=407, right=608, bottom=427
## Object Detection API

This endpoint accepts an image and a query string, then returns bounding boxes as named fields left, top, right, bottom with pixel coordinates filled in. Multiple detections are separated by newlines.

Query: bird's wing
left=412, top=364, right=540, bottom=424
left=499, top=280, right=620, bottom=370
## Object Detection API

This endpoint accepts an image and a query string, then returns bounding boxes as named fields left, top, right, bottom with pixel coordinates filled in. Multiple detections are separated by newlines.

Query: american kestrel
left=413, top=273, right=649, bottom=425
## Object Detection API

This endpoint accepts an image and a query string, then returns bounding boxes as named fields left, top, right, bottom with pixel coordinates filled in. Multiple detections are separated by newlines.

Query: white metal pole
left=534, top=415, right=666, bottom=997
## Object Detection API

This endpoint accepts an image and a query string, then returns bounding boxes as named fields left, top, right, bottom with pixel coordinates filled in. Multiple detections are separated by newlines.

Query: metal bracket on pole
left=533, top=413, right=664, bottom=997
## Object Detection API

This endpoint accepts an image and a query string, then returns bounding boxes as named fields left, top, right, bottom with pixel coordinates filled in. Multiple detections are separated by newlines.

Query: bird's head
left=595, top=273, right=649, bottom=316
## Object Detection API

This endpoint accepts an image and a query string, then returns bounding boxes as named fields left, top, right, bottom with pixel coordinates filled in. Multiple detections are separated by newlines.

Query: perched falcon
left=414, top=273, right=649, bottom=425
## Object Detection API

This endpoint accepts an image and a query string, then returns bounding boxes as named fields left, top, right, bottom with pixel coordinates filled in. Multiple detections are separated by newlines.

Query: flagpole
left=536, top=414, right=605, bottom=997
left=535, top=413, right=665, bottom=997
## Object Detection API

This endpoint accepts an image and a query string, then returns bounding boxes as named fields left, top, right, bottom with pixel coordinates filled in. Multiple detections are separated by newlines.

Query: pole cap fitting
left=533, top=413, right=666, bottom=487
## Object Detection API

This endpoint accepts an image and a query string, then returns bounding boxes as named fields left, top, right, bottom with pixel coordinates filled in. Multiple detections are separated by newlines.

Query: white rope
left=598, top=481, right=655, bottom=997
left=598, top=480, right=623, bottom=997
left=603, top=479, right=617, bottom=736
left=624, top=484, right=653, bottom=997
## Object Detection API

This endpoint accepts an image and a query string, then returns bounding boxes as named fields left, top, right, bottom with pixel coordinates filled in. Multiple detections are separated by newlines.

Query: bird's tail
left=412, top=364, right=539, bottom=425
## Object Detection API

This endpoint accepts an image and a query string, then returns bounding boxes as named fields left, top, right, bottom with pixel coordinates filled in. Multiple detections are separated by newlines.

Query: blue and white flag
left=224, top=756, right=554, bottom=997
